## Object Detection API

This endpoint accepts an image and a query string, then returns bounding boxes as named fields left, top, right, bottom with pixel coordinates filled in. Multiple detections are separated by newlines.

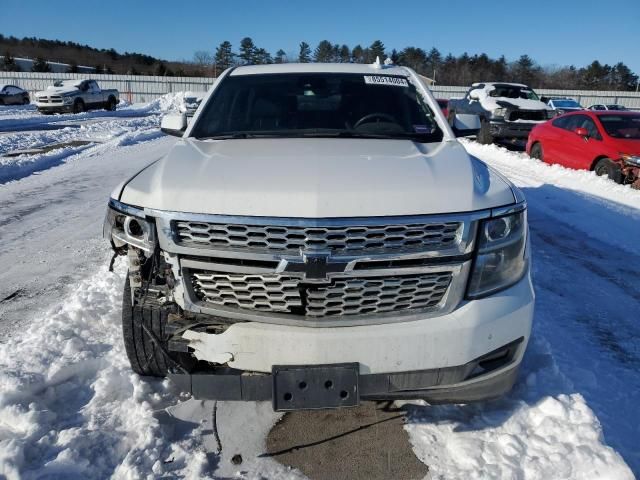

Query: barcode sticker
left=364, top=76, right=409, bottom=87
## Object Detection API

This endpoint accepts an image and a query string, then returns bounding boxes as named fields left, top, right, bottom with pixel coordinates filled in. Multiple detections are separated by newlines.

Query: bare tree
left=193, top=50, right=213, bottom=74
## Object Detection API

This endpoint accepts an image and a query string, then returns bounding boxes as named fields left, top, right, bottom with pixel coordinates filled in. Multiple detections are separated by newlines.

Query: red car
left=526, top=110, right=640, bottom=187
left=437, top=98, right=449, bottom=118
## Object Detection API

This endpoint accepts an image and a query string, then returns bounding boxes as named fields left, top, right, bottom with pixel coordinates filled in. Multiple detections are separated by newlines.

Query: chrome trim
left=180, top=261, right=472, bottom=327
left=149, top=208, right=489, bottom=261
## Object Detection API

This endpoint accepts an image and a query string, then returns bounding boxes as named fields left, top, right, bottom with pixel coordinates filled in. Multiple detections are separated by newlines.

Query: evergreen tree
left=214, top=41, right=234, bottom=71
left=339, top=45, right=351, bottom=63
left=2, top=51, right=19, bottom=71
left=94, top=64, right=104, bottom=74
left=314, top=40, right=334, bottom=62
left=609, top=62, right=638, bottom=91
left=239, top=37, right=256, bottom=65
left=398, top=47, right=427, bottom=73
left=31, top=56, right=50, bottom=72
left=154, top=62, right=167, bottom=76
left=254, top=48, right=272, bottom=64
left=368, top=40, right=385, bottom=62
left=351, top=45, right=364, bottom=63
left=389, top=49, right=399, bottom=64
left=298, top=42, right=311, bottom=63
left=274, top=49, right=287, bottom=64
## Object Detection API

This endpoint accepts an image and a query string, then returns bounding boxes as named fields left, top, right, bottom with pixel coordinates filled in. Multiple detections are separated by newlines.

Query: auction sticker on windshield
left=364, top=76, right=409, bottom=87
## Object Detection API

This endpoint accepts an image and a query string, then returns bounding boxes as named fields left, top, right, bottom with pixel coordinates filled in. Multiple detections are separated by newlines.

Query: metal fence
left=2, top=71, right=640, bottom=108
left=0, top=72, right=214, bottom=103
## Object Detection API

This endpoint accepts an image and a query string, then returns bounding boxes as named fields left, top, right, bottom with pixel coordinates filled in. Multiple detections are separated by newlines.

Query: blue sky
left=4, top=0, right=640, bottom=73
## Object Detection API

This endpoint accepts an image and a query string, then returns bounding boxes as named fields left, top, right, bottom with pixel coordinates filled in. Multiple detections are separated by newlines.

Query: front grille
left=174, top=221, right=462, bottom=254
left=508, top=110, right=546, bottom=122
left=190, top=270, right=452, bottom=318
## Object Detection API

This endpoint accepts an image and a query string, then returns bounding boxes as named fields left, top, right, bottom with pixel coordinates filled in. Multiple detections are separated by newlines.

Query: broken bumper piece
left=169, top=338, right=523, bottom=411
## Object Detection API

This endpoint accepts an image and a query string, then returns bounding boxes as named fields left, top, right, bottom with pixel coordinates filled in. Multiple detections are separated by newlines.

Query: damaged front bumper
left=169, top=337, right=523, bottom=410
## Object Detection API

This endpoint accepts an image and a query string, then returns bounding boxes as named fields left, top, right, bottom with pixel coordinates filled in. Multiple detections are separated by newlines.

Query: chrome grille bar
left=174, top=220, right=462, bottom=254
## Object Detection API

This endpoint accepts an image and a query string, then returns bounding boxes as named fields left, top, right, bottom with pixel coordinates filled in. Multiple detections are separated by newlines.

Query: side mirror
left=469, top=90, right=481, bottom=101
left=452, top=113, right=481, bottom=137
left=574, top=127, right=589, bottom=138
left=161, top=113, right=188, bottom=137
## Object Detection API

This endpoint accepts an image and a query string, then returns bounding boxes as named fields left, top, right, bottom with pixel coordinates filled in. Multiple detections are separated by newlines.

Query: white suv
left=104, top=62, right=534, bottom=411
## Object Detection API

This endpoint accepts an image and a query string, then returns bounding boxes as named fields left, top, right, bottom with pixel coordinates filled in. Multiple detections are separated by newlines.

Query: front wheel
left=530, top=142, right=544, bottom=161
left=121, top=275, right=194, bottom=377
left=594, top=158, right=623, bottom=184
left=105, top=97, right=117, bottom=111
left=73, top=99, right=85, bottom=114
left=477, top=119, right=494, bottom=145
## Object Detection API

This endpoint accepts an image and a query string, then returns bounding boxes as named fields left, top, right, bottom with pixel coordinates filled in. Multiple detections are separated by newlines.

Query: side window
left=89, top=81, right=99, bottom=91
left=579, top=117, right=602, bottom=140
left=552, top=116, right=570, bottom=129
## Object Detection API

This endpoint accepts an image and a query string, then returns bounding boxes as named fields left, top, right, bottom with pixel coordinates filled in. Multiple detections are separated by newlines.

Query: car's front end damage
left=104, top=64, right=534, bottom=411
left=104, top=146, right=534, bottom=410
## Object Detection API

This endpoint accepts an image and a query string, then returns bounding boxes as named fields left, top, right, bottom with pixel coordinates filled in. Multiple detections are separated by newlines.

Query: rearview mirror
left=469, top=89, right=481, bottom=101
left=452, top=113, right=481, bottom=137
left=574, top=127, right=589, bottom=138
left=161, top=113, right=187, bottom=137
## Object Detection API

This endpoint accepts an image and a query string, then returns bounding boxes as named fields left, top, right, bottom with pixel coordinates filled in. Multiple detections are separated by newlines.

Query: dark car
left=527, top=110, right=640, bottom=187
left=0, top=84, right=30, bottom=105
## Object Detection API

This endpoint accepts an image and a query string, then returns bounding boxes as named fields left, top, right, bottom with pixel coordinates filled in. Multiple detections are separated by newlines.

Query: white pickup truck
left=34, top=79, right=119, bottom=114
left=104, top=62, right=534, bottom=411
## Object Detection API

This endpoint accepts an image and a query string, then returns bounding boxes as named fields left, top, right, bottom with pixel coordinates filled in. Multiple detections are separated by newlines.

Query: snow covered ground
left=0, top=102, right=638, bottom=479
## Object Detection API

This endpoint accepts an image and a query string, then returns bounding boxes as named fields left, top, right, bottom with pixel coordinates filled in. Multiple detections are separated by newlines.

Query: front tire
left=594, top=158, right=623, bottom=184
left=73, top=99, right=85, bottom=114
left=122, top=275, right=194, bottom=377
left=530, top=142, right=544, bottom=161
left=105, top=96, right=117, bottom=111
left=477, top=119, right=494, bottom=145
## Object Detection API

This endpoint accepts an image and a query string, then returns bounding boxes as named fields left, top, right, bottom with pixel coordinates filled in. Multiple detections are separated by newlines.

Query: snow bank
left=0, top=263, right=302, bottom=479
left=404, top=336, right=634, bottom=479
left=0, top=97, right=179, bottom=184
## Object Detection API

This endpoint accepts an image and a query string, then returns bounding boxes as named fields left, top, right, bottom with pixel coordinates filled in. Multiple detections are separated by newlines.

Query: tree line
left=199, top=37, right=638, bottom=91
left=1, top=33, right=637, bottom=90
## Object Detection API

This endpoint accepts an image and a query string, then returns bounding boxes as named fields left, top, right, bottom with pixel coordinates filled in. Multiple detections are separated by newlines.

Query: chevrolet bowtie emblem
left=277, top=251, right=350, bottom=282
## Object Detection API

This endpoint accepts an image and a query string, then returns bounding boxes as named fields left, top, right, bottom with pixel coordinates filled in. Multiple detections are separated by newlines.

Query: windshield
left=554, top=100, right=580, bottom=108
left=53, top=80, right=82, bottom=87
left=598, top=114, right=640, bottom=139
left=191, top=73, right=443, bottom=142
left=606, top=105, right=627, bottom=111
left=489, top=85, right=539, bottom=101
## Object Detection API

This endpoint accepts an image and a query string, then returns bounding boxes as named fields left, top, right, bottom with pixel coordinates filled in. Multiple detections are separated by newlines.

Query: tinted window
left=192, top=73, right=443, bottom=142
left=488, top=85, right=539, bottom=100
left=553, top=100, right=581, bottom=108
left=552, top=116, right=571, bottom=129
left=597, top=114, right=640, bottom=139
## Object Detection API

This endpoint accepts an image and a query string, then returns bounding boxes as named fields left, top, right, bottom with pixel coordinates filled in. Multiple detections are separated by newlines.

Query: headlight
left=467, top=207, right=528, bottom=299
left=63, top=96, right=75, bottom=104
left=492, top=108, right=507, bottom=118
left=103, top=198, right=156, bottom=252
left=546, top=110, right=556, bottom=119
left=621, top=154, right=640, bottom=167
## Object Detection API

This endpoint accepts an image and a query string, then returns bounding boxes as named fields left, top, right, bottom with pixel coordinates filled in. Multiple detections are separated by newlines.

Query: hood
left=119, top=138, right=515, bottom=217
left=36, top=86, right=79, bottom=96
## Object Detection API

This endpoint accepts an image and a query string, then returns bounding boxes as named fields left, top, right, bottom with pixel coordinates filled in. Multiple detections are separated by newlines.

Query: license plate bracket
left=272, top=363, right=359, bottom=411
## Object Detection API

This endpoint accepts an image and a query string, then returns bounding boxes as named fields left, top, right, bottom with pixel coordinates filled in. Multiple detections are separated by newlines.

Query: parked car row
left=438, top=82, right=639, bottom=187
left=0, top=79, right=120, bottom=113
